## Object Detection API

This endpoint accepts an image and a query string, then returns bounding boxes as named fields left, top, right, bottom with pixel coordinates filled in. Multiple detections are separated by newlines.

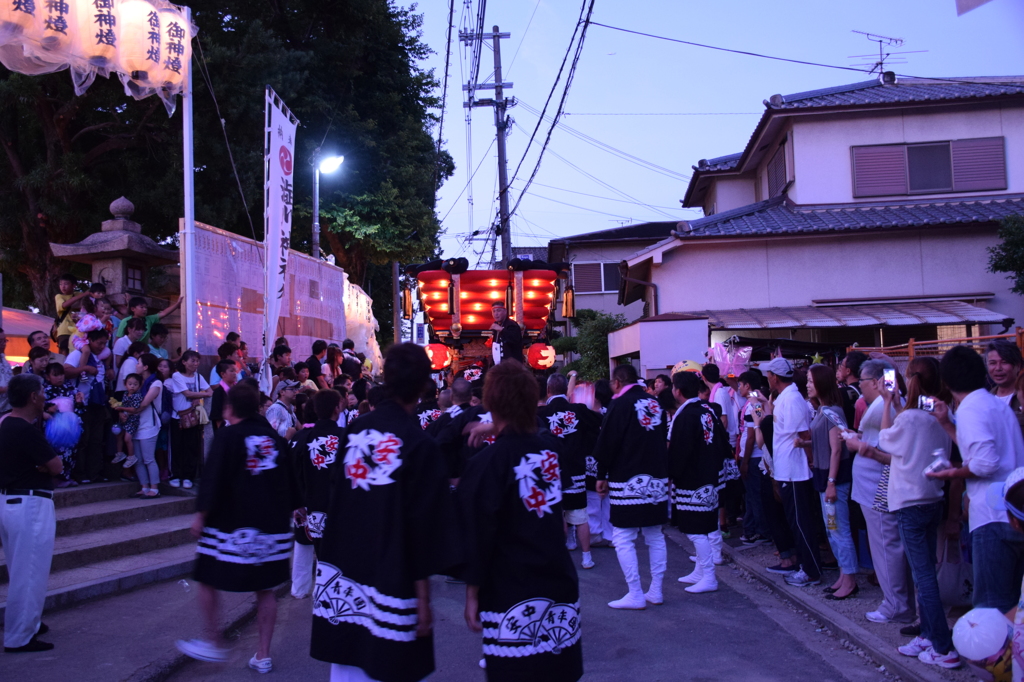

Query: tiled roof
left=771, top=77, right=1024, bottom=110
left=684, top=301, right=1012, bottom=329
left=694, top=152, right=742, bottom=172
left=553, top=220, right=680, bottom=243
left=678, top=194, right=1024, bottom=238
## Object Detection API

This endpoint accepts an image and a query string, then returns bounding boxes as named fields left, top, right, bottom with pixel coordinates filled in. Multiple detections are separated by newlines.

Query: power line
left=518, top=100, right=691, bottom=182
left=531, top=181, right=697, bottom=211
left=525, top=191, right=661, bottom=220
left=505, top=0, right=542, bottom=78
left=507, top=0, right=597, bottom=222
left=505, top=0, right=589, bottom=202
left=590, top=22, right=871, bottom=74
left=440, top=135, right=498, bottom=223
left=193, top=38, right=262, bottom=266
left=510, top=120, right=677, bottom=220
left=433, top=0, right=456, bottom=200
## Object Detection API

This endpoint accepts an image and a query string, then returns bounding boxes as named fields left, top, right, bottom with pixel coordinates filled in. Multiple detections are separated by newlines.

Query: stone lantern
left=49, top=197, right=179, bottom=311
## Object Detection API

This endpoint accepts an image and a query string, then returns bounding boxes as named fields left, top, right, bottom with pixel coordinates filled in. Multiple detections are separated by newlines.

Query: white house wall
left=710, top=177, right=757, bottom=215
left=653, top=228, right=1024, bottom=328
left=788, top=104, right=1024, bottom=205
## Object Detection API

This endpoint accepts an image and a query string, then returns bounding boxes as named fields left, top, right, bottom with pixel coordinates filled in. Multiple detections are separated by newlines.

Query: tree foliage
left=988, top=217, right=1024, bottom=296
left=0, top=0, right=453, bottom=333
left=563, top=308, right=626, bottom=381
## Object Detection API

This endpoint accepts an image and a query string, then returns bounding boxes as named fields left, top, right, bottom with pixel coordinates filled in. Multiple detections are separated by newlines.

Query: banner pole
left=181, top=6, right=197, bottom=352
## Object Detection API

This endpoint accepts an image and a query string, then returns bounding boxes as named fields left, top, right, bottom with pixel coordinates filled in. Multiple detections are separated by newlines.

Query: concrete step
left=55, top=494, right=196, bottom=537
left=0, top=543, right=196, bottom=622
left=0, top=513, right=194, bottom=583
left=53, top=480, right=139, bottom=509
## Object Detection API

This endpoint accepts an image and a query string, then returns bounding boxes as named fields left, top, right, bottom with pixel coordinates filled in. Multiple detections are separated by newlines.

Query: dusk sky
left=411, top=0, right=1024, bottom=264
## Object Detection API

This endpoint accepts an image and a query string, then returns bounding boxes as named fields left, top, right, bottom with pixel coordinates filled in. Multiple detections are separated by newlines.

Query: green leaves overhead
left=0, top=0, right=452, bottom=318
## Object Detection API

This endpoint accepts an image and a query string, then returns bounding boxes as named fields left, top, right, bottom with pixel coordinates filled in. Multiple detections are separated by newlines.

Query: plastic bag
left=938, top=536, right=974, bottom=609
left=45, top=410, right=83, bottom=450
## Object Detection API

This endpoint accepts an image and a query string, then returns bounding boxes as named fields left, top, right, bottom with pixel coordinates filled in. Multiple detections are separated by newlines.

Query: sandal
left=144, top=490, right=161, bottom=498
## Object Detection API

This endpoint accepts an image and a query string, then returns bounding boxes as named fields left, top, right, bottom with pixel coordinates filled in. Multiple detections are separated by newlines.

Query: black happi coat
left=194, top=417, right=299, bottom=593
left=537, top=397, right=598, bottom=512
left=415, top=399, right=443, bottom=430
left=491, top=318, right=523, bottom=364
left=668, top=399, right=730, bottom=535
left=290, top=419, right=346, bottom=549
left=457, top=432, right=583, bottom=682
left=310, top=400, right=460, bottom=682
left=438, top=404, right=494, bottom=479
left=592, top=384, right=669, bottom=528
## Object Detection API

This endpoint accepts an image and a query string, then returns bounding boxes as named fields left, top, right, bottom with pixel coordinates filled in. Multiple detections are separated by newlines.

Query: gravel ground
left=726, top=535, right=976, bottom=682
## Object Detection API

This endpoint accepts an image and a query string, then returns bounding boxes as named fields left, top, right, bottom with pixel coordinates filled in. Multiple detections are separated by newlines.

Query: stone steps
left=0, top=480, right=199, bottom=617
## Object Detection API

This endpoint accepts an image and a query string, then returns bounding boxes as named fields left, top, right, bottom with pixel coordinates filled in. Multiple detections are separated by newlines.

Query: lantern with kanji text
left=425, top=343, right=452, bottom=371
left=527, top=343, right=556, bottom=370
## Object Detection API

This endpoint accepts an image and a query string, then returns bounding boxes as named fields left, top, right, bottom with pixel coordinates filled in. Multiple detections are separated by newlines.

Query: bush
left=989, top=216, right=1024, bottom=295
left=571, top=308, right=626, bottom=381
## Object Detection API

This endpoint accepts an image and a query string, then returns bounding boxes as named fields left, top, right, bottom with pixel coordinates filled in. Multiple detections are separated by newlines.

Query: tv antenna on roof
left=849, top=30, right=927, bottom=74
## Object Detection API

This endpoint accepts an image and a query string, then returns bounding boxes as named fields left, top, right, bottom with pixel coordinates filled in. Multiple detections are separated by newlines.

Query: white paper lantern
left=953, top=607, right=1011, bottom=662
left=156, top=6, right=188, bottom=88
left=73, top=0, right=118, bottom=68
left=117, top=0, right=159, bottom=83
left=0, top=0, right=38, bottom=39
left=33, top=0, right=77, bottom=55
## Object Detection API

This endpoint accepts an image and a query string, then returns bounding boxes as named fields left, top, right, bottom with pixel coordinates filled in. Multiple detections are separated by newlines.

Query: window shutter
left=573, top=263, right=602, bottom=293
left=602, top=263, right=622, bottom=292
left=952, top=136, right=1006, bottom=192
left=767, top=146, right=786, bottom=198
left=852, top=145, right=908, bottom=197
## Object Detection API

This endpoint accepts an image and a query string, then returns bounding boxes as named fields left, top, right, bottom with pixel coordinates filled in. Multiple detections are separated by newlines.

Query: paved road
left=170, top=531, right=888, bottom=682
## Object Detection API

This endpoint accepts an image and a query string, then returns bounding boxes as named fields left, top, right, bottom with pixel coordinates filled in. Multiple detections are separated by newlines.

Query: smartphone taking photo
left=883, top=368, right=897, bottom=393
left=918, top=396, right=936, bottom=412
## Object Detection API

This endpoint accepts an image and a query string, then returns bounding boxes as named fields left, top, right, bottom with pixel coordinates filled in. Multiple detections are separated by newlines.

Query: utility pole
left=462, top=25, right=514, bottom=267
left=492, top=26, right=512, bottom=268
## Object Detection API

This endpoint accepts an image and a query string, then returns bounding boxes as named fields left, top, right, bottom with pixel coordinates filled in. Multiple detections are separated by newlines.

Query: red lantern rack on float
left=408, top=257, right=570, bottom=374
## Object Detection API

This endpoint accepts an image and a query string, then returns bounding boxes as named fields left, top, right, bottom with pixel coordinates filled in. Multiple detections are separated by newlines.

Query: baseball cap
left=671, top=360, right=703, bottom=375
left=762, top=357, right=795, bottom=378
left=278, top=379, right=300, bottom=392
left=986, top=467, right=1024, bottom=516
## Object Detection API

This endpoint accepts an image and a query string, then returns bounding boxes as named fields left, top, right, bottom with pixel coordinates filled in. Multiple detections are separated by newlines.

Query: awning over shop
left=684, top=300, right=1013, bottom=329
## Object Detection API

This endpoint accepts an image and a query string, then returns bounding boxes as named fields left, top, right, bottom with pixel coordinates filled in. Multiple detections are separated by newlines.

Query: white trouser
left=611, top=525, right=667, bottom=591
left=330, top=664, right=382, bottom=682
left=0, top=493, right=56, bottom=647
left=291, top=543, right=315, bottom=597
left=586, top=491, right=613, bottom=540
left=708, top=529, right=723, bottom=561
left=688, top=534, right=716, bottom=581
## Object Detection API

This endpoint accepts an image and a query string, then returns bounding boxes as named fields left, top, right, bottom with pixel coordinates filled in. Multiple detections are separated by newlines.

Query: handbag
left=937, top=536, right=973, bottom=609
left=178, top=406, right=199, bottom=430
left=196, top=404, right=210, bottom=426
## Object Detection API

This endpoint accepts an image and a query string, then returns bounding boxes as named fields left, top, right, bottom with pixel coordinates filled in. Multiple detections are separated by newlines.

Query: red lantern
left=425, top=343, right=452, bottom=371
left=527, top=344, right=556, bottom=370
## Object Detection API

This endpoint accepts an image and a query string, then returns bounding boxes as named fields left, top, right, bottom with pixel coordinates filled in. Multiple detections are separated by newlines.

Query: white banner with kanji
left=260, top=87, right=298, bottom=394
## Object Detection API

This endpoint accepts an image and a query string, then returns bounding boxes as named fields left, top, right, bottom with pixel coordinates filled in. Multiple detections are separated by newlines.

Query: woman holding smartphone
left=799, top=365, right=857, bottom=599
left=845, top=357, right=958, bottom=667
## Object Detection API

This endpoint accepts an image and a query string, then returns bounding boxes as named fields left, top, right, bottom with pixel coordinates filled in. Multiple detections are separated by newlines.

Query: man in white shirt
left=764, top=357, right=821, bottom=588
left=932, top=345, right=1024, bottom=612
left=266, top=379, right=299, bottom=440
left=985, top=340, right=1022, bottom=411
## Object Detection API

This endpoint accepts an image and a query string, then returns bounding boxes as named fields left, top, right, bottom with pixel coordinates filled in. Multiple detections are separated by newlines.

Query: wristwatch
left=827, top=477, right=836, bottom=483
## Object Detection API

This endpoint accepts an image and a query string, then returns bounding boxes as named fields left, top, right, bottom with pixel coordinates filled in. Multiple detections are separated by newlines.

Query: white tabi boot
left=609, top=529, right=647, bottom=609
left=685, top=534, right=718, bottom=594
left=644, top=526, right=667, bottom=605
left=708, top=529, right=724, bottom=565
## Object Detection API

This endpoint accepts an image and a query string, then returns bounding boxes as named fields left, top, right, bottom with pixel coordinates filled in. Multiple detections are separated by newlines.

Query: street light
left=312, top=150, right=344, bottom=259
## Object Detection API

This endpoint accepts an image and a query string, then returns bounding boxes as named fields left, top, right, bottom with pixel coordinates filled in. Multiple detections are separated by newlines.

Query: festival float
left=404, top=257, right=572, bottom=375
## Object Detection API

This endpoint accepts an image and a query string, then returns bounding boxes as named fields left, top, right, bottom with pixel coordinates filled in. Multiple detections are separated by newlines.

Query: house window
left=852, top=136, right=1006, bottom=197
left=126, top=266, right=144, bottom=292
left=573, top=262, right=621, bottom=293
left=767, top=144, right=787, bottom=198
